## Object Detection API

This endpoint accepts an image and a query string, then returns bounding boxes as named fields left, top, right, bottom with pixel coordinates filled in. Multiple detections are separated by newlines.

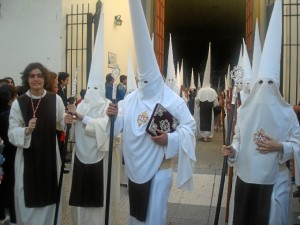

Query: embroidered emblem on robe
left=137, top=111, right=148, bottom=126
left=253, top=128, right=268, bottom=142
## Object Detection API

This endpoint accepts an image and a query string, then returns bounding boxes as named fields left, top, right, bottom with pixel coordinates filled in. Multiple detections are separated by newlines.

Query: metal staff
left=105, top=65, right=120, bottom=225
left=54, top=65, right=79, bottom=225
left=213, top=65, right=242, bottom=225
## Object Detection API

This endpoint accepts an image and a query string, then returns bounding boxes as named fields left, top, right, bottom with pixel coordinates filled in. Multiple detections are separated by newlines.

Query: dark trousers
left=233, top=176, right=273, bottom=225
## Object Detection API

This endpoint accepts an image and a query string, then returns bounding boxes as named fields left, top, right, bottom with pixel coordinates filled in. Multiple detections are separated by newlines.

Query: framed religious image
left=108, top=52, right=117, bottom=68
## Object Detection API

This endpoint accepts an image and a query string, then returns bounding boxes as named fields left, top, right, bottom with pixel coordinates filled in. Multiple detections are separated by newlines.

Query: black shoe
left=63, top=169, right=69, bottom=174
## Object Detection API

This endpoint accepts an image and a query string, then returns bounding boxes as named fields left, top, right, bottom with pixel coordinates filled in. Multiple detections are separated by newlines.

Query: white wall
left=103, top=0, right=135, bottom=77
left=0, top=0, right=150, bottom=88
left=0, top=0, right=63, bottom=85
left=60, top=0, right=136, bottom=96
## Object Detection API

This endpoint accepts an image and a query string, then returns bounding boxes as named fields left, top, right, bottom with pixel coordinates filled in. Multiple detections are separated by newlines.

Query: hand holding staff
left=214, top=86, right=237, bottom=225
left=214, top=65, right=242, bottom=225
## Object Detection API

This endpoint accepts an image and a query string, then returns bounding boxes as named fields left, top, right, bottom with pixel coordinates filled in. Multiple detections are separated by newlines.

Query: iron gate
left=282, top=0, right=300, bottom=105
left=65, top=1, right=102, bottom=98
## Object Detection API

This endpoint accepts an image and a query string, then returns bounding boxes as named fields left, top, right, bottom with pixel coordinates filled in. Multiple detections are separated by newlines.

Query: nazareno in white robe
left=70, top=99, right=120, bottom=225
left=108, top=84, right=196, bottom=225
left=227, top=79, right=300, bottom=225
left=8, top=91, right=65, bottom=225
left=194, top=87, right=219, bottom=139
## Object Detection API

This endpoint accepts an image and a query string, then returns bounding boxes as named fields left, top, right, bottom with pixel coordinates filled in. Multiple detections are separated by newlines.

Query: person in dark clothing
left=116, top=75, right=127, bottom=102
left=0, top=84, right=17, bottom=225
left=105, top=73, right=114, bottom=100
left=57, top=72, right=70, bottom=108
left=45, top=71, right=70, bottom=173
left=8, top=62, right=73, bottom=225
left=75, top=89, right=86, bottom=107
left=188, top=88, right=196, bottom=115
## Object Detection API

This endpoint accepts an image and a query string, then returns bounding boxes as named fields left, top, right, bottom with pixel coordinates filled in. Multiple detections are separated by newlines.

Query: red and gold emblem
left=137, top=111, right=148, bottom=126
left=253, top=128, right=268, bottom=142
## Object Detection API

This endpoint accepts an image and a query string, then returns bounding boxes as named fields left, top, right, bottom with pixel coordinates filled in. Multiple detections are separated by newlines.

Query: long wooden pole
left=224, top=89, right=233, bottom=223
left=105, top=99, right=116, bottom=225
left=105, top=71, right=120, bottom=225
left=213, top=87, right=236, bottom=225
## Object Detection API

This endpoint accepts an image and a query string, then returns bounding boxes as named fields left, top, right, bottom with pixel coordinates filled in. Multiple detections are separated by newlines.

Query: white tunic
left=195, top=87, right=218, bottom=139
left=8, top=91, right=65, bottom=225
left=194, top=95, right=219, bottom=139
left=71, top=99, right=120, bottom=225
left=110, top=85, right=196, bottom=224
left=230, top=92, right=299, bottom=184
left=227, top=79, right=300, bottom=224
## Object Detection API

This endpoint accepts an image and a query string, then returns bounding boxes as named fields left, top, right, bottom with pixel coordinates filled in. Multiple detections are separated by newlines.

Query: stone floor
left=3, top=129, right=298, bottom=225
left=58, top=129, right=300, bottom=225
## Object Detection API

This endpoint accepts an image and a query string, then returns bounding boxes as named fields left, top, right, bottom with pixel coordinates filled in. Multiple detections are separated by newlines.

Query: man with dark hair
left=3, top=77, right=15, bottom=87
left=57, top=72, right=70, bottom=108
left=8, top=62, right=73, bottom=225
left=75, top=89, right=86, bottom=107
left=57, top=72, right=71, bottom=171
left=116, top=75, right=127, bottom=102
left=105, top=73, right=114, bottom=101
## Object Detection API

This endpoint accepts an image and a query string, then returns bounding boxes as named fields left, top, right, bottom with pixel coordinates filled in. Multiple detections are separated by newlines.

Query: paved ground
left=59, top=129, right=300, bottom=225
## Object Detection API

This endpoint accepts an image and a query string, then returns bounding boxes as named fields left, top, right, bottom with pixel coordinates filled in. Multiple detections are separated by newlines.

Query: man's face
left=28, top=68, right=44, bottom=92
left=123, top=79, right=127, bottom=85
left=62, top=77, right=69, bottom=87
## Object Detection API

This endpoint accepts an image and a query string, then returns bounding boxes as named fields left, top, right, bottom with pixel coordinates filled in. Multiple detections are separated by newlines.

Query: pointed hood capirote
left=124, top=0, right=196, bottom=191
left=202, top=42, right=211, bottom=88
left=197, top=73, right=201, bottom=90
left=177, top=59, right=184, bottom=88
left=126, top=50, right=138, bottom=95
left=176, top=61, right=180, bottom=79
left=225, top=64, right=231, bottom=91
left=257, top=0, right=281, bottom=87
left=165, top=34, right=177, bottom=91
left=251, top=19, right=262, bottom=89
left=196, top=42, right=217, bottom=102
left=74, top=4, right=109, bottom=164
left=240, top=39, right=252, bottom=103
left=242, top=39, right=252, bottom=93
left=80, top=3, right=107, bottom=114
left=189, top=68, right=196, bottom=90
left=86, top=3, right=105, bottom=98
left=128, top=0, right=164, bottom=106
